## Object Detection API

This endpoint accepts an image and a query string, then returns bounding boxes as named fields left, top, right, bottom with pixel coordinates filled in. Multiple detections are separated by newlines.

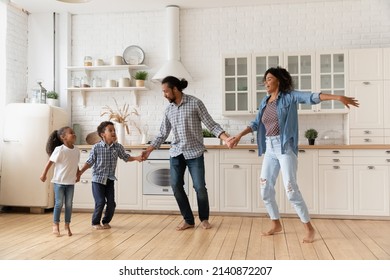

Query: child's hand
left=40, top=175, right=46, bottom=182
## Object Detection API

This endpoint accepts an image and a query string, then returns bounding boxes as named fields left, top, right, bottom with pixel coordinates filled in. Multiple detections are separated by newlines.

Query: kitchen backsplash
left=67, top=0, right=389, bottom=146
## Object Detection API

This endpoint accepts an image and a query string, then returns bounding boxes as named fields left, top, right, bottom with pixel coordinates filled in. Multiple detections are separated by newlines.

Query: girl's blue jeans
left=53, top=183, right=74, bottom=224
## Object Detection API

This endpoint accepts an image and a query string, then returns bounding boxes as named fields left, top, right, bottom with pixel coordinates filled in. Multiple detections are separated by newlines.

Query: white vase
left=46, top=98, right=59, bottom=107
left=115, top=123, right=125, bottom=144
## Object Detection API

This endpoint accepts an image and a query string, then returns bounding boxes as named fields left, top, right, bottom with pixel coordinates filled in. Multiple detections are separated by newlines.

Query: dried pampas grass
left=101, top=98, right=141, bottom=134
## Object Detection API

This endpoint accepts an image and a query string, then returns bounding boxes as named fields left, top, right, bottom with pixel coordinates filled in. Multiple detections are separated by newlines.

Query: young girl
left=40, top=126, right=80, bottom=237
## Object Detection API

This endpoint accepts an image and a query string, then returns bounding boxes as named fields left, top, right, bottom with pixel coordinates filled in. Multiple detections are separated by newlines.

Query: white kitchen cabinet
left=349, top=81, right=384, bottom=129
left=251, top=53, right=283, bottom=114
left=284, top=149, right=319, bottom=214
left=116, top=149, right=143, bottom=210
left=349, top=48, right=383, bottom=81
left=319, top=149, right=354, bottom=215
left=219, top=148, right=260, bottom=212
left=385, top=81, right=390, bottom=144
left=314, top=51, right=349, bottom=113
left=67, top=64, right=148, bottom=107
left=284, top=52, right=315, bottom=113
left=222, top=54, right=252, bottom=115
left=220, top=163, right=252, bottom=212
left=353, top=150, right=390, bottom=216
left=191, top=149, right=220, bottom=212
left=73, top=149, right=94, bottom=209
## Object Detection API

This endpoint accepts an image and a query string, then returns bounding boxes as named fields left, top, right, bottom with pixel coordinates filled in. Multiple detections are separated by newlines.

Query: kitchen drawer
left=319, top=157, right=353, bottom=165
left=220, top=149, right=261, bottom=164
left=79, top=149, right=91, bottom=161
left=350, top=128, right=384, bottom=137
left=354, top=157, right=390, bottom=165
left=318, top=149, right=353, bottom=157
left=349, top=137, right=384, bottom=145
left=354, top=149, right=390, bottom=157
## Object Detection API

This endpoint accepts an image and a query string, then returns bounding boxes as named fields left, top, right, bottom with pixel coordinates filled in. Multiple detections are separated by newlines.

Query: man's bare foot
left=200, top=220, right=211, bottom=229
left=303, top=222, right=315, bottom=243
left=261, top=219, right=283, bottom=236
left=65, top=223, right=72, bottom=236
left=52, top=223, right=60, bottom=237
left=176, top=221, right=195, bottom=231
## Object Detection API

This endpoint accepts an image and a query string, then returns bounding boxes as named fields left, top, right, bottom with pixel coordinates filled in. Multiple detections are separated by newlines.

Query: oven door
left=142, top=159, right=189, bottom=195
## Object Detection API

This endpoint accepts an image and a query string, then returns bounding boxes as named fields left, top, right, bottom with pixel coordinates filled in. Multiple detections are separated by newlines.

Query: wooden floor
left=1, top=211, right=390, bottom=260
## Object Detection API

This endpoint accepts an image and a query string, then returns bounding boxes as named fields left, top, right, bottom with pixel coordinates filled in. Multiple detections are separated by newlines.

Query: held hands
left=225, top=136, right=241, bottom=149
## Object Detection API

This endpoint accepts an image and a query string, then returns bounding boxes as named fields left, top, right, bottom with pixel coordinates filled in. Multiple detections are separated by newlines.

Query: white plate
left=123, top=45, right=145, bottom=65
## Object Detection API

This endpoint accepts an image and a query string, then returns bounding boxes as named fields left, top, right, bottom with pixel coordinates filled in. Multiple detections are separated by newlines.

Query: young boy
left=78, top=121, right=142, bottom=230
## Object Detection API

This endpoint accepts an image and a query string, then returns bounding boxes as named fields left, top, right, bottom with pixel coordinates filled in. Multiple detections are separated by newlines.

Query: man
left=141, top=76, right=230, bottom=230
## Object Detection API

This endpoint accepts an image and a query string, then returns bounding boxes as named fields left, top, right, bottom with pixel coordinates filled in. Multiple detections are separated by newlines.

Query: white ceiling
left=10, top=0, right=331, bottom=14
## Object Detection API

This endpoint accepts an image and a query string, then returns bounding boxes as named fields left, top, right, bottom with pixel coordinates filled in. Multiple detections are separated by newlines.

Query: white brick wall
left=68, top=0, right=390, bottom=145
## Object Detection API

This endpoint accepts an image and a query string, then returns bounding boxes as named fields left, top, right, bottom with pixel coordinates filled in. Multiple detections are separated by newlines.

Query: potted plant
left=133, top=70, right=148, bottom=87
left=202, top=128, right=221, bottom=145
left=304, top=128, right=318, bottom=145
left=46, top=91, right=59, bottom=106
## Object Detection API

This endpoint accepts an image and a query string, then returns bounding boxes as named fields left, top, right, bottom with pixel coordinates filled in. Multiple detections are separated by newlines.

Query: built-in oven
left=142, top=149, right=190, bottom=195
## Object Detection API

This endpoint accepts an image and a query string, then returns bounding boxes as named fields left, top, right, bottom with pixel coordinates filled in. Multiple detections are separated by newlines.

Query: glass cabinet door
left=223, top=55, right=251, bottom=115
left=316, top=52, right=347, bottom=112
left=285, top=53, right=315, bottom=112
left=252, top=54, right=283, bottom=113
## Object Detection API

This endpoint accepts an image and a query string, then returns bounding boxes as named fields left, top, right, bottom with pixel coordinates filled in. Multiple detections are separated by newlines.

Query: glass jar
left=84, top=56, right=92, bottom=66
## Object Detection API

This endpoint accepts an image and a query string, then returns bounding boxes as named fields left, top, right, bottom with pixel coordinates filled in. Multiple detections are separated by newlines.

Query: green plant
left=46, top=91, right=58, bottom=99
left=304, top=128, right=318, bottom=139
left=202, top=129, right=215, bottom=138
left=133, top=70, right=148, bottom=80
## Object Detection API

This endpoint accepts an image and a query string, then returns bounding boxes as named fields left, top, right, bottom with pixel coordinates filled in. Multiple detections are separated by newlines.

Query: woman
left=227, top=66, right=359, bottom=243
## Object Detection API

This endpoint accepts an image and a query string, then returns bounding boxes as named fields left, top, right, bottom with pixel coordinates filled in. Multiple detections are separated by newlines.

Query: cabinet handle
left=362, top=81, right=370, bottom=85
left=81, top=149, right=89, bottom=153
left=367, top=166, right=375, bottom=170
left=233, top=165, right=240, bottom=169
left=298, top=150, right=306, bottom=153
left=248, top=150, right=256, bottom=153
left=204, top=149, right=208, bottom=153
left=333, top=166, right=340, bottom=169
left=386, top=151, right=390, bottom=154
left=80, top=179, right=89, bottom=183
left=386, top=159, right=390, bottom=162
left=364, top=138, right=372, bottom=142
left=332, top=150, right=340, bottom=154
left=332, top=159, right=340, bottom=162
left=363, top=130, right=371, bottom=134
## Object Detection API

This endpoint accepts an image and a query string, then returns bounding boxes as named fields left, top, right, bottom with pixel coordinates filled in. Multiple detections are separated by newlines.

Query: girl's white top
left=50, top=145, right=80, bottom=184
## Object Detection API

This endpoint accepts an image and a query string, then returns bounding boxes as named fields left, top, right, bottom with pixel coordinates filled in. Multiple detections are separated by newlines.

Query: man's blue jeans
left=170, top=154, right=209, bottom=225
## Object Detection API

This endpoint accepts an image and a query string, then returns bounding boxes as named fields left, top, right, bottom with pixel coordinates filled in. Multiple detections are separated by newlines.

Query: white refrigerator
left=0, top=103, right=68, bottom=212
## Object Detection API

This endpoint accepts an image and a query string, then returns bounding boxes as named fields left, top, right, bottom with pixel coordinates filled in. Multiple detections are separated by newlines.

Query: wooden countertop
left=77, top=144, right=390, bottom=150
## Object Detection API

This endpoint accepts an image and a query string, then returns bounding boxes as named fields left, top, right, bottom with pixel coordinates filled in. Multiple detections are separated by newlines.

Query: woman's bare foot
left=303, top=222, right=315, bottom=243
left=52, top=223, right=60, bottom=237
left=261, top=219, right=283, bottom=236
left=176, top=221, right=195, bottom=231
left=65, top=223, right=72, bottom=236
left=200, top=220, right=211, bottom=229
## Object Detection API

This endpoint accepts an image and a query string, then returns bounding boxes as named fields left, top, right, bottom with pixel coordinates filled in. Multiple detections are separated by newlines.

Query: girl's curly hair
left=45, top=126, right=71, bottom=155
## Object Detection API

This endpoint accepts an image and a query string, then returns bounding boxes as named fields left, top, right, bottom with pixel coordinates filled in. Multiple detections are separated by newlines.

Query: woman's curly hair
left=263, top=66, right=295, bottom=93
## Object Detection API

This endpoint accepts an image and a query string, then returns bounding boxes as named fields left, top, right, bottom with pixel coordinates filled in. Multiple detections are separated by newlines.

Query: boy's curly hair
left=97, top=121, right=114, bottom=139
